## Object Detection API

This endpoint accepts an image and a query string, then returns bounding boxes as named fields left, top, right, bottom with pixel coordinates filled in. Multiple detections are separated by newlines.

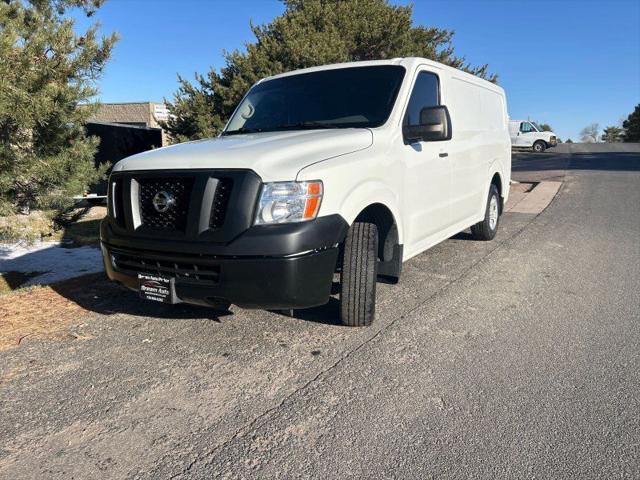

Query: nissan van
left=101, top=58, right=511, bottom=326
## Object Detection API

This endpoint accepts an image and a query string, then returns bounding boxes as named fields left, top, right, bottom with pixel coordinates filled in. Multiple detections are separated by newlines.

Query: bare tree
left=580, top=123, right=599, bottom=143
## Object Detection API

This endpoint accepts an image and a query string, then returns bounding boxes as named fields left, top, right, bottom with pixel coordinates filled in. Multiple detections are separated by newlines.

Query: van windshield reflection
left=223, top=66, right=406, bottom=135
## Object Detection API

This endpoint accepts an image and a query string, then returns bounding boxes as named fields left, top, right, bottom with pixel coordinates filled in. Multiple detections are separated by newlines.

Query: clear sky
left=76, top=0, right=640, bottom=141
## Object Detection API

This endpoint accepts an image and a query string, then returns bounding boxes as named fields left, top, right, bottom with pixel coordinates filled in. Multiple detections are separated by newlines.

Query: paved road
left=1, top=147, right=639, bottom=478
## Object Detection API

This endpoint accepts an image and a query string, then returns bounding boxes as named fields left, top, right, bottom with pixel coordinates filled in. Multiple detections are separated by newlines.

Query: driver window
left=520, top=122, right=534, bottom=133
left=404, top=72, right=439, bottom=126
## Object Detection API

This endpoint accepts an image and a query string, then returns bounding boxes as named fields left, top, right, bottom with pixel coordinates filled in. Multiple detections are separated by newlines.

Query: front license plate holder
left=138, top=273, right=177, bottom=304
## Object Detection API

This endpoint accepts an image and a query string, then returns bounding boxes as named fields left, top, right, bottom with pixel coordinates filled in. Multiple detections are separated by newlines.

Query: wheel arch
left=490, top=171, right=503, bottom=213
left=339, top=182, right=404, bottom=246
left=485, top=165, right=506, bottom=213
left=352, top=203, right=400, bottom=262
left=533, top=139, right=546, bottom=151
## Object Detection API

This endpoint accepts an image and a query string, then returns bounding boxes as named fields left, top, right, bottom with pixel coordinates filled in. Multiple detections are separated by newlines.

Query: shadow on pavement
left=49, top=273, right=230, bottom=321
left=270, top=297, right=342, bottom=326
left=450, top=231, right=474, bottom=241
left=49, top=272, right=343, bottom=325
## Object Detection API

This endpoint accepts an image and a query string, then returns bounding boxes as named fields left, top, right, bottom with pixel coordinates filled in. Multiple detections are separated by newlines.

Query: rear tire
left=339, top=222, right=378, bottom=327
left=532, top=141, right=546, bottom=153
left=471, top=185, right=500, bottom=241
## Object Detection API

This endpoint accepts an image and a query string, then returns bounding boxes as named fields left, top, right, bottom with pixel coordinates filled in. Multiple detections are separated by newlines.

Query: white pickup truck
left=509, top=120, right=557, bottom=152
left=101, top=58, right=511, bottom=326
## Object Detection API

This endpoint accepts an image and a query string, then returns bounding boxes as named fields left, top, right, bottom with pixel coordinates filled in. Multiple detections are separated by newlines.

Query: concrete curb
left=507, top=181, right=562, bottom=214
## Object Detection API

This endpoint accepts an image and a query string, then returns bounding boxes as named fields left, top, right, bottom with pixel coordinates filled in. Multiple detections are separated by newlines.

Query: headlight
left=255, top=181, right=323, bottom=225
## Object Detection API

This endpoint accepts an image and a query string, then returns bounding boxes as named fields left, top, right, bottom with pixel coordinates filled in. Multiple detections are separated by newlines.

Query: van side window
left=404, top=72, right=439, bottom=126
left=520, top=122, right=534, bottom=133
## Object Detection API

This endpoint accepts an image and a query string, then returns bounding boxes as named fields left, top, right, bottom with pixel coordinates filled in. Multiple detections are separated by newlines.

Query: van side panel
left=446, top=75, right=510, bottom=224
left=445, top=76, right=489, bottom=224
left=296, top=136, right=405, bottom=245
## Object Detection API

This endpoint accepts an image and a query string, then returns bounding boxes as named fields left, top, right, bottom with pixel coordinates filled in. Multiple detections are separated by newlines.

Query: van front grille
left=138, top=177, right=194, bottom=232
left=111, top=178, right=126, bottom=227
left=210, top=178, right=233, bottom=229
left=111, top=249, right=221, bottom=284
left=106, top=169, right=260, bottom=242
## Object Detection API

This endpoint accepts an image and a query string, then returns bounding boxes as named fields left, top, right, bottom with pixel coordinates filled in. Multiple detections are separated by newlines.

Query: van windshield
left=223, top=66, right=406, bottom=135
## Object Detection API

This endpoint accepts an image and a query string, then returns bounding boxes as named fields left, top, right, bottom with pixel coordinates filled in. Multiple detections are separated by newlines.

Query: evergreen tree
left=0, top=0, right=117, bottom=215
left=164, top=0, right=496, bottom=143
left=622, top=104, right=640, bottom=142
left=601, top=126, right=623, bottom=143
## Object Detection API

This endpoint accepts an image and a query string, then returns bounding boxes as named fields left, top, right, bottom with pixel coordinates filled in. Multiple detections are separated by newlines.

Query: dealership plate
left=138, top=273, right=176, bottom=304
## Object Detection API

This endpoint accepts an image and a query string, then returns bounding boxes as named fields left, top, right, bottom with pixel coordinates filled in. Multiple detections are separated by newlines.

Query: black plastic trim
left=107, top=169, right=262, bottom=243
left=378, top=244, right=403, bottom=279
left=102, top=168, right=351, bottom=309
left=101, top=214, right=349, bottom=258
left=103, top=244, right=339, bottom=309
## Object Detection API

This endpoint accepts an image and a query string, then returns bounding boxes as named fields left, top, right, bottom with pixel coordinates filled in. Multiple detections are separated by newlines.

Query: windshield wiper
left=221, top=127, right=264, bottom=136
left=273, top=121, right=341, bottom=130
left=222, top=122, right=342, bottom=136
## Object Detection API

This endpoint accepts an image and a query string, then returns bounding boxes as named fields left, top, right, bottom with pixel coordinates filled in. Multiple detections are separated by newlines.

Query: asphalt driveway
left=1, top=146, right=639, bottom=479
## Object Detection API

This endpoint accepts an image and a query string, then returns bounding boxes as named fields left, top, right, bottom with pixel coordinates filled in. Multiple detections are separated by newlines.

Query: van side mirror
left=403, top=105, right=452, bottom=144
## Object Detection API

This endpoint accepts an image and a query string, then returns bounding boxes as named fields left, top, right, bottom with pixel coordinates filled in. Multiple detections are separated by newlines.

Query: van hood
left=540, top=131, right=557, bottom=140
left=112, top=128, right=373, bottom=181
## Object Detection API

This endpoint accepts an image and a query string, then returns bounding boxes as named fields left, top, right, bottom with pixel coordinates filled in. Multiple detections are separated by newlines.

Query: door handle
left=439, top=152, right=449, bottom=158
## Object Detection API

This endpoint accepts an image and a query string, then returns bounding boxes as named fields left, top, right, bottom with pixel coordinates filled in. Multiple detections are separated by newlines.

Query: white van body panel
left=112, top=129, right=373, bottom=182
left=112, top=57, right=511, bottom=264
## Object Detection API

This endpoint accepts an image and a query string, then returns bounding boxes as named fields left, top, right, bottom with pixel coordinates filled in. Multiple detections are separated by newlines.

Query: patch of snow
left=0, top=241, right=103, bottom=286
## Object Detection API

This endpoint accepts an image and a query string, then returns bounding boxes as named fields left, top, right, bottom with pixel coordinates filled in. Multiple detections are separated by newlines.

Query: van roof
left=260, top=57, right=504, bottom=94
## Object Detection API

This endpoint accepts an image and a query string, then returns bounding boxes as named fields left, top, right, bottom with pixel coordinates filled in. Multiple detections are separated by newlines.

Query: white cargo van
left=509, top=120, right=557, bottom=152
left=101, top=58, right=511, bottom=326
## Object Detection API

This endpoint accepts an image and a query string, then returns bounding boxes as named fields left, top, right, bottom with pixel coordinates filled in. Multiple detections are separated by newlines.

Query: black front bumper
left=101, top=215, right=348, bottom=309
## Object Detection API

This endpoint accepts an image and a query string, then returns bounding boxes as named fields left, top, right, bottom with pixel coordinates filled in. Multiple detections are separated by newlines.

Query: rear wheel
left=532, top=140, right=546, bottom=153
left=471, top=184, right=500, bottom=241
left=339, top=222, right=378, bottom=327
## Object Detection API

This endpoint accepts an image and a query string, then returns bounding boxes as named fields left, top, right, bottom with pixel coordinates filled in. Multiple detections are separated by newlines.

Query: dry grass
left=0, top=273, right=107, bottom=350
left=0, top=210, right=55, bottom=243
left=0, top=271, right=47, bottom=294
left=51, top=206, right=106, bottom=247
left=0, top=206, right=105, bottom=246
left=0, top=285, right=83, bottom=350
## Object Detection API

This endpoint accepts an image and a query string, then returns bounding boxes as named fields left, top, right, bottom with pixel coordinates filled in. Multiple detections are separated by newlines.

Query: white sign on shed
left=153, top=104, right=170, bottom=122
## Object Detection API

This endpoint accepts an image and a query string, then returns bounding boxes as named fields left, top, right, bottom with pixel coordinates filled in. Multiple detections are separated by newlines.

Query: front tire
left=339, top=222, right=378, bottom=327
left=471, top=185, right=500, bottom=241
left=532, top=141, right=546, bottom=153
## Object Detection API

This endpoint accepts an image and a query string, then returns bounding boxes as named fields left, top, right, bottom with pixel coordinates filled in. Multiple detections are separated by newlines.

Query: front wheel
left=471, top=185, right=500, bottom=241
left=339, top=222, right=378, bottom=327
left=532, top=141, right=546, bottom=153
